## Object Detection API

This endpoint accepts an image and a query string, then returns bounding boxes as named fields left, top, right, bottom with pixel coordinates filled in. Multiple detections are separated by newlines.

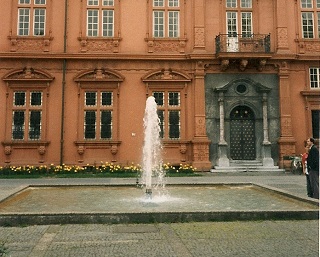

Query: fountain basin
left=0, top=184, right=318, bottom=225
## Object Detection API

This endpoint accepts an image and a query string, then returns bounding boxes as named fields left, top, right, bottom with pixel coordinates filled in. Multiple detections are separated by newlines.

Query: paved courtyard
left=0, top=171, right=319, bottom=257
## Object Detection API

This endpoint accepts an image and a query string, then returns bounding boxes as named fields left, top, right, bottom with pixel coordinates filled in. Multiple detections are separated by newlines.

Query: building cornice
left=0, top=52, right=319, bottom=62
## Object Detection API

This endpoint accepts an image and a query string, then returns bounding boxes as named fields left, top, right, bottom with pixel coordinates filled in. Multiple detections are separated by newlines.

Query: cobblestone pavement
left=0, top=221, right=318, bottom=257
left=0, top=172, right=319, bottom=257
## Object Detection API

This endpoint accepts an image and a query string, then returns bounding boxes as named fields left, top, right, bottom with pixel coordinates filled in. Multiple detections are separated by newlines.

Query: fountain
left=141, top=96, right=165, bottom=198
left=0, top=97, right=318, bottom=226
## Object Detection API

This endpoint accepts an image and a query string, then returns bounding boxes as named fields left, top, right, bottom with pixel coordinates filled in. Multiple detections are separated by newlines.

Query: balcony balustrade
left=215, top=33, right=271, bottom=54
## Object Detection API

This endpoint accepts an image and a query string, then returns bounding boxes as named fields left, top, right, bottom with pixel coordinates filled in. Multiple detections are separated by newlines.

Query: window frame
left=17, top=0, right=47, bottom=36
left=309, top=67, right=320, bottom=89
left=83, top=90, right=113, bottom=140
left=225, top=0, right=253, bottom=37
left=11, top=89, right=45, bottom=141
left=153, top=91, right=181, bottom=140
left=86, top=0, right=115, bottom=37
left=152, top=0, right=180, bottom=38
left=300, top=0, right=320, bottom=38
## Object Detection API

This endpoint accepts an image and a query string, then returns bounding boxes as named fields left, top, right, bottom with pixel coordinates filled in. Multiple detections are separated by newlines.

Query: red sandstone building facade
left=0, top=0, right=319, bottom=170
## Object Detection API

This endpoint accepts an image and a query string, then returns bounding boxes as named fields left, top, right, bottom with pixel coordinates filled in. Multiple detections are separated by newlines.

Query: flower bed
left=0, top=162, right=197, bottom=177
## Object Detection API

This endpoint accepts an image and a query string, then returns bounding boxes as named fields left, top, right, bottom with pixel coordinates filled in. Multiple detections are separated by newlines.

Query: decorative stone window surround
left=74, top=68, right=124, bottom=162
left=78, top=0, right=121, bottom=53
left=2, top=67, right=54, bottom=163
left=8, top=0, right=53, bottom=52
left=145, top=0, right=187, bottom=53
left=142, top=68, right=191, bottom=163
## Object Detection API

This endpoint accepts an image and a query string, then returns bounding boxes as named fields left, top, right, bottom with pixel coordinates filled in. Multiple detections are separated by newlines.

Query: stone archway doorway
left=230, top=105, right=256, bottom=160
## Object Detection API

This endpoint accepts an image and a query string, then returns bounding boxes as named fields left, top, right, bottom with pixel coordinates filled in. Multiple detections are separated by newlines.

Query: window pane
left=227, top=12, right=237, bottom=36
left=153, top=92, right=164, bottom=106
left=103, top=0, right=114, bottom=6
left=19, top=0, right=30, bottom=4
left=153, top=11, right=164, bottom=37
left=310, top=68, right=320, bottom=88
left=226, top=0, right=236, bottom=8
left=241, top=12, right=252, bottom=36
left=169, top=111, right=180, bottom=139
left=12, top=111, right=25, bottom=140
left=14, top=92, right=26, bottom=106
left=312, top=110, right=320, bottom=139
left=241, top=0, right=252, bottom=8
left=153, top=0, right=164, bottom=7
left=301, top=0, right=313, bottom=8
left=169, top=92, right=180, bottom=106
left=168, top=11, right=179, bottom=37
left=102, top=10, right=114, bottom=37
left=317, top=0, right=320, bottom=8
left=85, top=92, right=97, bottom=106
left=31, top=92, right=42, bottom=106
left=157, top=110, right=164, bottom=138
left=18, top=8, right=30, bottom=36
left=101, top=92, right=112, bottom=106
left=168, top=0, right=179, bottom=7
left=34, top=8, right=46, bottom=35
left=88, top=0, right=98, bottom=5
left=101, top=111, right=112, bottom=139
left=34, top=0, right=46, bottom=4
left=29, top=111, right=41, bottom=140
left=84, top=111, right=96, bottom=139
left=302, top=12, right=314, bottom=38
left=87, top=10, right=99, bottom=36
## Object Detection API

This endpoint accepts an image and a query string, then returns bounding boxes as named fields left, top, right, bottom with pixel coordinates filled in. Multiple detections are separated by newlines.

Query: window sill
left=75, top=140, right=121, bottom=147
left=74, top=140, right=122, bottom=159
left=301, top=90, right=320, bottom=96
left=1, top=141, right=50, bottom=161
left=77, top=37, right=122, bottom=53
left=295, top=38, right=320, bottom=54
left=8, top=35, right=53, bottom=52
left=145, top=37, right=187, bottom=53
left=2, top=140, right=50, bottom=147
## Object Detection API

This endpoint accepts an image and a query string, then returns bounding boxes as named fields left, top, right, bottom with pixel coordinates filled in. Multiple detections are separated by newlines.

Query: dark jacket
left=307, top=144, right=319, bottom=174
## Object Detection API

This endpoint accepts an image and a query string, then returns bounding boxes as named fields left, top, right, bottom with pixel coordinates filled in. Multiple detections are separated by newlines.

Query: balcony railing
left=215, top=33, right=271, bottom=54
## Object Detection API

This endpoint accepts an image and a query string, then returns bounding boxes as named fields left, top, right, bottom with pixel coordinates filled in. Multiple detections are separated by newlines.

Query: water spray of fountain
left=141, top=96, right=165, bottom=198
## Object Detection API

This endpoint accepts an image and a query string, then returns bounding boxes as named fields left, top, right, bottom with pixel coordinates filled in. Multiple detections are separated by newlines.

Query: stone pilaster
left=192, top=0, right=205, bottom=52
left=278, top=62, right=296, bottom=163
left=192, top=61, right=211, bottom=170
left=275, top=0, right=292, bottom=54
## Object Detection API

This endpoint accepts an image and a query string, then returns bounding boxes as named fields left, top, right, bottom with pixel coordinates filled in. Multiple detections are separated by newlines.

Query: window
left=310, top=67, right=320, bottom=88
left=87, top=0, right=114, bottom=37
left=12, top=91, right=43, bottom=140
left=226, top=0, right=252, bottom=37
left=84, top=91, right=113, bottom=139
left=301, top=0, right=320, bottom=38
left=153, top=0, right=180, bottom=38
left=153, top=91, right=180, bottom=139
left=17, top=0, right=46, bottom=36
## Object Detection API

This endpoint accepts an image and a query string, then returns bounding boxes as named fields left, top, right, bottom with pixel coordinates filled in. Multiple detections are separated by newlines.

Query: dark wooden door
left=230, top=106, right=256, bottom=160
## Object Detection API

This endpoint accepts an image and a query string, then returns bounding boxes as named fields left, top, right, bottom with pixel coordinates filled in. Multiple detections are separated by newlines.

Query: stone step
left=210, top=168, right=286, bottom=173
left=213, top=165, right=284, bottom=173
left=213, top=160, right=284, bottom=173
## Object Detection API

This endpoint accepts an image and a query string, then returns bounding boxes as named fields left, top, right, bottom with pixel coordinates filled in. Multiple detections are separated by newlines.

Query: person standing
left=301, top=145, right=312, bottom=197
left=306, top=138, right=319, bottom=199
